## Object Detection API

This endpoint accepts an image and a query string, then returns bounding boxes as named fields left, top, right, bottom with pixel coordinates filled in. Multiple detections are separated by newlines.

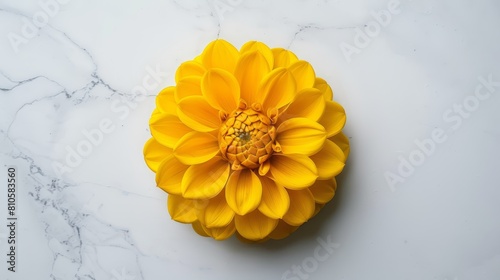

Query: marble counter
left=1, top=0, right=499, bottom=279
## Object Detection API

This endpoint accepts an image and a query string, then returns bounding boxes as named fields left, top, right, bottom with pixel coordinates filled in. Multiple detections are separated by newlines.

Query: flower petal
left=257, top=176, right=290, bottom=219
left=225, top=169, right=262, bottom=215
left=276, top=117, right=326, bottom=156
left=143, top=138, right=173, bottom=172
left=151, top=107, right=161, bottom=118
left=329, top=132, right=350, bottom=158
left=197, top=191, right=234, bottom=228
left=167, top=194, right=197, bottom=223
left=268, top=220, right=298, bottom=240
left=309, top=178, right=337, bottom=204
left=201, top=69, right=240, bottom=113
left=149, top=114, right=192, bottom=148
left=236, top=233, right=270, bottom=244
left=156, top=155, right=188, bottom=195
left=192, top=220, right=210, bottom=237
left=240, top=41, right=274, bottom=69
left=177, top=96, right=221, bottom=132
left=235, top=210, right=278, bottom=241
left=310, top=139, right=346, bottom=179
left=202, top=220, right=236, bottom=240
left=288, top=60, right=315, bottom=91
left=259, top=68, right=296, bottom=112
left=314, top=77, right=333, bottom=101
left=156, top=86, right=177, bottom=115
left=200, top=39, right=239, bottom=73
left=268, top=154, right=318, bottom=189
left=282, top=189, right=315, bottom=226
left=234, top=51, right=270, bottom=105
left=173, top=131, right=219, bottom=165
left=175, top=76, right=202, bottom=102
left=319, top=101, right=346, bottom=137
left=175, top=60, right=206, bottom=82
left=271, top=48, right=298, bottom=68
left=283, top=88, right=325, bottom=121
left=181, top=156, right=230, bottom=199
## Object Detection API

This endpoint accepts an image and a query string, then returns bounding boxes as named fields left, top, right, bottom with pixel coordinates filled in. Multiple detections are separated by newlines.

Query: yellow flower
left=144, top=39, right=349, bottom=242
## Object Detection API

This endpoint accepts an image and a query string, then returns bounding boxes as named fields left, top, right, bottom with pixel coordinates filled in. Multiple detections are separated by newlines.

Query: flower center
left=219, top=108, right=276, bottom=170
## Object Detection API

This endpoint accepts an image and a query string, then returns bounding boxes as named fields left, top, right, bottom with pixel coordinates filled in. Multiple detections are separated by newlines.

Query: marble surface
left=1, top=0, right=500, bottom=279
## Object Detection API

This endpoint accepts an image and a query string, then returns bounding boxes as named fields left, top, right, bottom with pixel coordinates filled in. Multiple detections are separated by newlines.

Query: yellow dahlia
left=144, top=39, right=349, bottom=242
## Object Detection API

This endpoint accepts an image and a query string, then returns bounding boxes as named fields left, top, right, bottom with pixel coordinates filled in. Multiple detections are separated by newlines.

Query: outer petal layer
left=143, top=138, right=172, bottom=172
left=175, top=60, right=206, bottom=82
left=198, top=191, right=234, bottom=228
left=149, top=114, right=192, bottom=148
left=288, top=60, right=315, bottom=91
left=155, top=86, right=177, bottom=114
left=268, top=220, right=298, bottom=240
left=201, top=39, right=239, bottom=73
left=202, top=221, right=236, bottom=240
left=269, top=154, right=318, bottom=189
left=329, top=132, right=350, bottom=158
left=202, top=69, right=240, bottom=113
left=319, top=101, right=346, bottom=137
left=225, top=169, right=262, bottom=215
left=309, top=178, right=337, bottom=204
left=192, top=220, right=210, bottom=237
left=177, top=96, right=221, bottom=132
left=235, top=210, right=278, bottom=241
left=271, top=48, right=298, bottom=68
left=181, top=156, right=229, bottom=199
left=173, top=131, right=219, bottom=165
left=167, top=195, right=197, bottom=223
left=314, top=77, right=333, bottom=101
left=234, top=51, right=270, bottom=105
left=259, top=68, right=296, bottom=112
left=175, top=76, right=202, bottom=102
left=240, top=41, right=274, bottom=69
left=282, top=189, right=315, bottom=226
left=257, top=176, right=290, bottom=219
left=310, top=139, right=346, bottom=179
left=156, top=155, right=188, bottom=195
left=284, top=88, right=325, bottom=121
left=276, top=117, right=326, bottom=156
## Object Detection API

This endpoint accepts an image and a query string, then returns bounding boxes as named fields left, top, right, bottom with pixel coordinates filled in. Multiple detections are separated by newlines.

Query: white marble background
left=0, top=0, right=499, bottom=279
